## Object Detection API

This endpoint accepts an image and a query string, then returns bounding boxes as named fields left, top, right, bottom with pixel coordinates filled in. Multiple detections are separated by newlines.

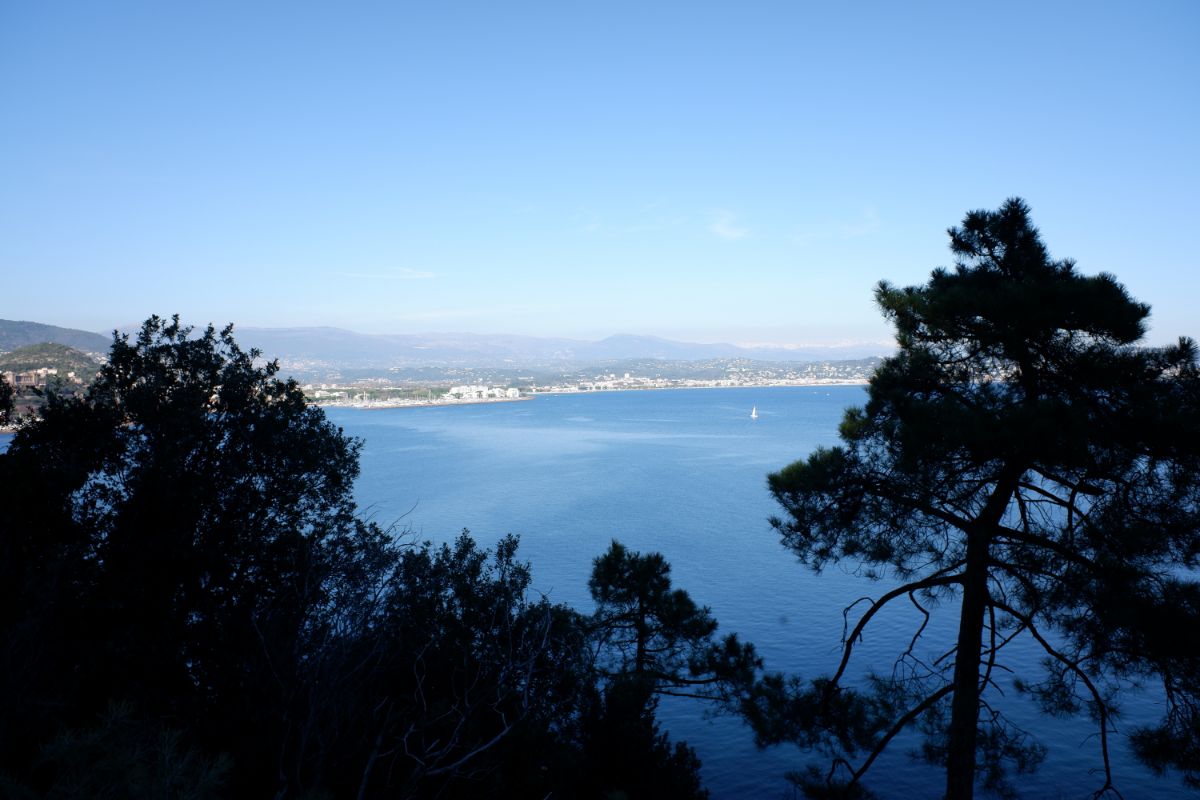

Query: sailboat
left=750, top=406, right=758, bottom=420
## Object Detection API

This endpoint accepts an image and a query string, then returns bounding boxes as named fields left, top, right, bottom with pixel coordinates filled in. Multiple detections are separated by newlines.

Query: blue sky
left=2, top=1, right=1196, bottom=346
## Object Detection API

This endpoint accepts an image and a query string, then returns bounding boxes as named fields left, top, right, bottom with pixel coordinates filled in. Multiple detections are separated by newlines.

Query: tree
left=583, top=540, right=759, bottom=800
left=589, top=539, right=759, bottom=698
left=0, top=703, right=232, bottom=800
left=0, top=315, right=386, bottom=794
left=749, top=199, right=1200, bottom=798
left=0, top=317, right=723, bottom=798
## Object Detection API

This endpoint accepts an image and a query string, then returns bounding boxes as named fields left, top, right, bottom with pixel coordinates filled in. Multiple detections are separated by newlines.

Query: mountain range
left=233, top=327, right=892, bottom=367
left=0, top=319, right=892, bottom=368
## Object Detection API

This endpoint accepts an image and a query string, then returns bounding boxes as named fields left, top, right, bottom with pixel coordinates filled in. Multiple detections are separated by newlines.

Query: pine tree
left=750, top=199, right=1200, bottom=798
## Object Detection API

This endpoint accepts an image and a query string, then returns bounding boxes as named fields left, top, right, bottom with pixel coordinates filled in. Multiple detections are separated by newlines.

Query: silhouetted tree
left=569, top=540, right=764, bottom=800
left=589, top=540, right=759, bottom=699
left=307, top=532, right=592, bottom=798
left=572, top=676, right=711, bottom=800
left=749, top=199, right=1200, bottom=798
left=0, top=315, right=390, bottom=794
left=0, top=702, right=232, bottom=800
left=0, top=317, right=720, bottom=798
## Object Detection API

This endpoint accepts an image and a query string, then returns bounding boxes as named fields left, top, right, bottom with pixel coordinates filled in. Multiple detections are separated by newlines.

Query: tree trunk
left=946, top=464, right=1018, bottom=800
left=945, top=528, right=989, bottom=800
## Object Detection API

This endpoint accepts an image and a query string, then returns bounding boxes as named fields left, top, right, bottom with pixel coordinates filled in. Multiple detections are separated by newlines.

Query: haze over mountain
left=233, top=326, right=893, bottom=368
left=2, top=318, right=891, bottom=370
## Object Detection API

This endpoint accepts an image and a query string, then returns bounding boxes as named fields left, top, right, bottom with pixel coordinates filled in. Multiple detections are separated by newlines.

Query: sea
left=326, top=386, right=1192, bottom=799
left=2, top=386, right=1189, bottom=797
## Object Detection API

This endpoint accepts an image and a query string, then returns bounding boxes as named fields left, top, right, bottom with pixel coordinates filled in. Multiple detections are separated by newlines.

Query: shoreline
left=538, top=380, right=868, bottom=392
left=311, top=380, right=868, bottom=411
left=1, top=382, right=872, bottom=426
left=314, top=395, right=534, bottom=411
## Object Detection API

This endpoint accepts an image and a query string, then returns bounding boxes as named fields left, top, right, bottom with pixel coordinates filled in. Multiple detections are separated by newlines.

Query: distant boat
left=750, top=406, right=758, bottom=420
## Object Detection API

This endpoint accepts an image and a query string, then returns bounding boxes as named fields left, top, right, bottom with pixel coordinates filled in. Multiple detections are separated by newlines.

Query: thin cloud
left=710, top=213, right=749, bottom=241
left=336, top=267, right=436, bottom=280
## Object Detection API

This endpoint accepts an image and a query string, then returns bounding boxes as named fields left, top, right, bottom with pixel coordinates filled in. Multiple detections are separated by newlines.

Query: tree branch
left=825, top=573, right=963, bottom=704
left=841, top=685, right=954, bottom=793
left=995, top=525, right=1097, bottom=570
left=991, top=600, right=1123, bottom=799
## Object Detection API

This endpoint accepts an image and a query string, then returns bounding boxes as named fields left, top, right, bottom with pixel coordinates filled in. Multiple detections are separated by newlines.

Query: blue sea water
left=2, top=388, right=1186, bottom=797
left=328, top=386, right=1192, bottom=799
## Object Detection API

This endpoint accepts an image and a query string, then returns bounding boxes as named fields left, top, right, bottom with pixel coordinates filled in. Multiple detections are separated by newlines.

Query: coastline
left=1, top=382, right=872, bottom=425
left=534, top=380, right=868, bottom=396
left=310, top=380, right=868, bottom=412
left=313, top=395, right=534, bottom=411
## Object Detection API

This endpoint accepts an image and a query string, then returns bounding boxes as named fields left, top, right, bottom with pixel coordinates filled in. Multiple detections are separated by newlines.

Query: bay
left=329, top=386, right=1191, bottom=799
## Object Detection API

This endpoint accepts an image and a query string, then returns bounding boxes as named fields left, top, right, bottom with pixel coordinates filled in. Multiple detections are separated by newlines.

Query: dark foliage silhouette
left=746, top=200, right=1200, bottom=798
left=0, top=316, right=728, bottom=798
left=589, top=540, right=760, bottom=699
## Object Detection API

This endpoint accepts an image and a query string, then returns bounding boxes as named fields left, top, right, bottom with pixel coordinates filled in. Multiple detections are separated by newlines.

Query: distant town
left=0, top=318, right=884, bottom=424
left=303, top=359, right=878, bottom=409
left=1, top=366, right=88, bottom=391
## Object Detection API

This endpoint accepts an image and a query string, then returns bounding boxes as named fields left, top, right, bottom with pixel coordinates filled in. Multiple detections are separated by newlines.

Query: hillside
left=0, top=343, right=102, bottom=383
left=0, top=319, right=110, bottom=354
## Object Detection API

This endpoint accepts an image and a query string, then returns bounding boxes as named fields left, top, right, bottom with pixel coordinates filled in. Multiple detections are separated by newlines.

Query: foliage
left=299, top=531, right=590, bottom=798
left=574, top=678, right=711, bottom=800
left=572, top=540, right=768, bottom=800
left=589, top=540, right=760, bottom=699
left=0, top=702, right=232, bottom=800
left=0, top=315, right=381, bottom=793
left=0, top=315, right=725, bottom=798
left=751, top=200, right=1200, bottom=798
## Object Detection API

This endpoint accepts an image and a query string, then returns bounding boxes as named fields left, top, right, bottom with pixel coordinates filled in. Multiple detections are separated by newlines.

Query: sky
left=2, top=1, right=1197, bottom=347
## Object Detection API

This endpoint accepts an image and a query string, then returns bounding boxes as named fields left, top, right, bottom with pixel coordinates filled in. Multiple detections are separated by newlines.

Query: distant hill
left=0, top=319, right=110, bottom=354
left=235, top=326, right=893, bottom=369
left=0, top=343, right=102, bottom=382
